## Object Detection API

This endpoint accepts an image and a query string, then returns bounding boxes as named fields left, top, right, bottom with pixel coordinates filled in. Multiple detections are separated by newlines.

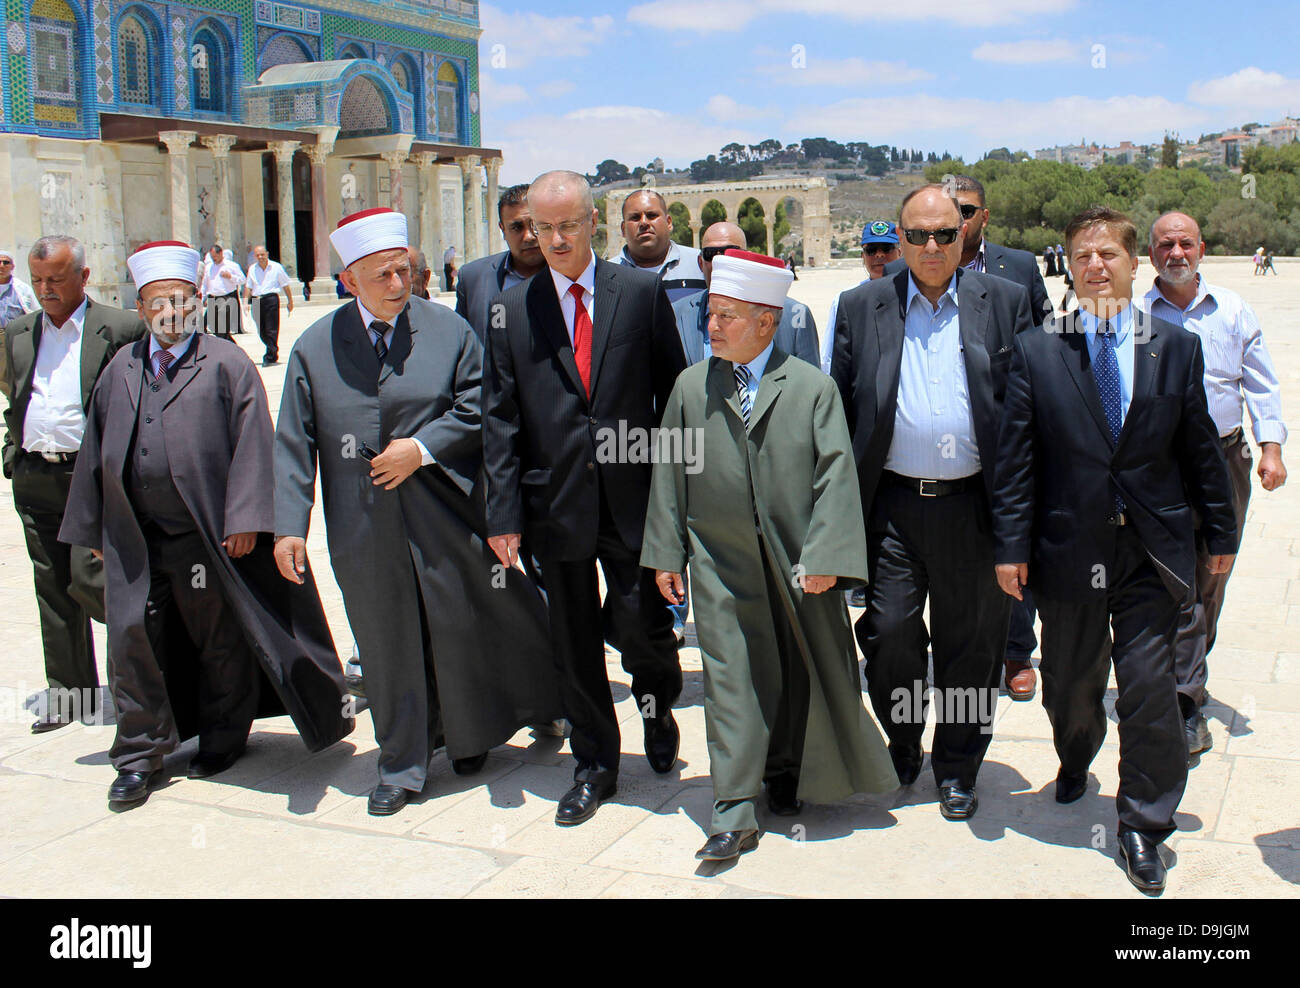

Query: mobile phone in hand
left=359, top=442, right=380, bottom=461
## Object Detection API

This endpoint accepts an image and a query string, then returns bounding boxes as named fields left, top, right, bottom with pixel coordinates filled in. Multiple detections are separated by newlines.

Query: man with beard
left=1139, top=211, right=1287, bottom=760
left=274, top=208, right=561, bottom=816
left=58, top=241, right=353, bottom=808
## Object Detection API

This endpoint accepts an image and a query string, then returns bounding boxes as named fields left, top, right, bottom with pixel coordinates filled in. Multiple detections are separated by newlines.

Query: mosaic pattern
left=93, top=0, right=110, bottom=103
left=171, top=14, right=189, bottom=110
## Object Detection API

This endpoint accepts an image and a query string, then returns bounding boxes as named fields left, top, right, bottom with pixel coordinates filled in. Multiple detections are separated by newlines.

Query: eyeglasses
left=959, top=204, right=981, bottom=220
left=862, top=244, right=898, bottom=256
left=701, top=245, right=743, bottom=262
left=901, top=227, right=961, bottom=247
left=530, top=218, right=589, bottom=239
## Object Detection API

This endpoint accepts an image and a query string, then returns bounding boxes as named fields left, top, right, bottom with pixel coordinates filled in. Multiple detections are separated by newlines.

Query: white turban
left=709, top=249, right=793, bottom=309
left=329, top=207, right=408, bottom=268
left=128, top=241, right=202, bottom=291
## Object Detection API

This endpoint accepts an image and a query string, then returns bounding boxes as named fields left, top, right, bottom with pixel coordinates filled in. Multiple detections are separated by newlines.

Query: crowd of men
left=1, top=168, right=1286, bottom=895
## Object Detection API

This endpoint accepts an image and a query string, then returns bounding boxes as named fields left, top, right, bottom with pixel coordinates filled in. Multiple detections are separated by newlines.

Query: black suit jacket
left=991, top=308, right=1237, bottom=603
left=454, top=250, right=513, bottom=343
left=2, top=297, right=147, bottom=478
left=830, top=267, right=1032, bottom=519
left=887, top=240, right=1051, bottom=325
left=482, top=258, right=687, bottom=560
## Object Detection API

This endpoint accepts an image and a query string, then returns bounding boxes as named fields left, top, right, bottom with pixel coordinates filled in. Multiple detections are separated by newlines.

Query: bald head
left=698, top=221, right=748, bottom=288
left=528, top=170, right=594, bottom=213
left=1149, top=211, right=1204, bottom=288
left=528, top=170, right=598, bottom=281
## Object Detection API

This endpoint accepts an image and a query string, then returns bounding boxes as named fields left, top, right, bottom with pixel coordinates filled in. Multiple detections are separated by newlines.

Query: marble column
left=200, top=134, right=238, bottom=250
left=457, top=154, right=482, bottom=262
left=484, top=156, right=502, bottom=254
left=764, top=214, right=777, bottom=257
left=411, top=152, right=442, bottom=282
left=159, top=130, right=198, bottom=245
left=268, top=140, right=300, bottom=277
left=380, top=150, right=407, bottom=214
left=306, top=141, right=335, bottom=298
left=689, top=221, right=701, bottom=248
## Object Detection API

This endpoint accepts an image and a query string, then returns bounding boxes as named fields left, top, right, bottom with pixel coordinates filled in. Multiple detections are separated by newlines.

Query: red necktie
left=569, top=283, right=592, bottom=396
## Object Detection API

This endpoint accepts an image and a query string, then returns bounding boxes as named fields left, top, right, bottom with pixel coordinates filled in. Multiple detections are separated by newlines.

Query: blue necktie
left=735, top=364, right=752, bottom=428
left=1092, top=320, right=1125, bottom=512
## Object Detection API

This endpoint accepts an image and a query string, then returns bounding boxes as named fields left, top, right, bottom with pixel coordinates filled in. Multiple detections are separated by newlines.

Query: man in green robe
left=641, top=249, right=897, bottom=862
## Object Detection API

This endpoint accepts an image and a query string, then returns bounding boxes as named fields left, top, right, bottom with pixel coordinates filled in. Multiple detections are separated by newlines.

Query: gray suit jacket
left=454, top=250, right=513, bottom=343
left=671, top=289, right=820, bottom=368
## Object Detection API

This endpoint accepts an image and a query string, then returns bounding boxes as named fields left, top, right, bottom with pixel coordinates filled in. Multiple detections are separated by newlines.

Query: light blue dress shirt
left=884, top=274, right=979, bottom=479
left=1079, top=304, right=1135, bottom=426
left=733, top=340, right=775, bottom=405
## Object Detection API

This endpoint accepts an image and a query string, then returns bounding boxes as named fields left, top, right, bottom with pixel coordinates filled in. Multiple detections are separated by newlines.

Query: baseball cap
left=861, top=220, right=899, bottom=246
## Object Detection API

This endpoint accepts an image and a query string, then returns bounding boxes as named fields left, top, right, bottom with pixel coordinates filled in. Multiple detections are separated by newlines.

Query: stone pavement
left=1, top=258, right=1297, bottom=898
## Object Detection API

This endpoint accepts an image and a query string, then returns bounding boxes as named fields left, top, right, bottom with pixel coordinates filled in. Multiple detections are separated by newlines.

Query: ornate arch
left=189, top=17, right=235, bottom=115
left=113, top=4, right=164, bottom=107
left=259, top=31, right=314, bottom=73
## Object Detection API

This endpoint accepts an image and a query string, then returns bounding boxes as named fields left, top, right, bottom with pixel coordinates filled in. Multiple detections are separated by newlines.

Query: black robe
left=59, top=334, right=353, bottom=754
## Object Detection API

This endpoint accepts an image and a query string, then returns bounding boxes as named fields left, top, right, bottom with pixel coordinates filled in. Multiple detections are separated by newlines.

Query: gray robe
left=274, top=296, right=561, bottom=791
left=58, top=334, right=353, bottom=757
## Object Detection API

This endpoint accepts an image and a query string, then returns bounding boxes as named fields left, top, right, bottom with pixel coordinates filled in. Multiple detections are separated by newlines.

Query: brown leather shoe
left=1004, top=659, right=1037, bottom=701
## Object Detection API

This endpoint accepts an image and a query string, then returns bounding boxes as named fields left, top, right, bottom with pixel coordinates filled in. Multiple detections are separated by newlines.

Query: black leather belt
left=883, top=471, right=979, bottom=497
left=1108, top=512, right=1129, bottom=526
left=209, top=291, right=239, bottom=299
left=1219, top=427, right=1243, bottom=448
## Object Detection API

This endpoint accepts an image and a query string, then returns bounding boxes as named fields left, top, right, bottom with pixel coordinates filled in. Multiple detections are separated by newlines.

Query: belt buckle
left=918, top=479, right=939, bottom=497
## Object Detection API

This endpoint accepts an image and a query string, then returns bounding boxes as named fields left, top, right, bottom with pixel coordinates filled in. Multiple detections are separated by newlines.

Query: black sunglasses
left=701, top=245, right=741, bottom=261
left=862, top=244, right=897, bottom=256
left=959, top=203, right=981, bottom=219
left=901, top=227, right=961, bottom=246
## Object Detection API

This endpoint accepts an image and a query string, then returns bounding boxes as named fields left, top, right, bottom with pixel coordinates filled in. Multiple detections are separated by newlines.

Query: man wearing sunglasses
left=831, top=185, right=1033, bottom=822
left=616, top=189, right=706, bottom=304
left=820, top=221, right=900, bottom=375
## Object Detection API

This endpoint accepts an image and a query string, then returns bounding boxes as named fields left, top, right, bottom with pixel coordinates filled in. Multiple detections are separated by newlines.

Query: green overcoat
left=641, top=348, right=897, bottom=804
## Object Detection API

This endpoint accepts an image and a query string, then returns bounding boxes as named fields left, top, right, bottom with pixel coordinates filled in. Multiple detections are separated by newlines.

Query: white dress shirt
left=23, top=299, right=88, bottom=453
left=246, top=260, right=290, bottom=296
left=548, top=253, right=597, bottom=345
left=355, top=298, right=434, bottom=465
left=202, top=258, right=244, bottom=296
left=1140, top=275, right=1287, bottom=444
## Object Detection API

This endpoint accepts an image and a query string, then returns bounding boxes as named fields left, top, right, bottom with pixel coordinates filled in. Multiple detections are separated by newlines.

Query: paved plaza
left=2, top=257, right=1297, bottom=898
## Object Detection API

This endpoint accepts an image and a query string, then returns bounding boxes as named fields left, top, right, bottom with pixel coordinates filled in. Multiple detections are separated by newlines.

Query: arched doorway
left=700, top=199, right=727, bottom=229
left=667, top=202, right=692, bottom=246
left=339, top=75, right=394, bottom=138
left=738, top=198, right=766, bottom=253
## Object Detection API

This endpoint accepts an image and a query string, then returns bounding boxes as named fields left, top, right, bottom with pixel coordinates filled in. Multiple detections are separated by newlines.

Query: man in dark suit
left=483, top=170, right=687, bottom=826
left=455, top=183, right=546, bottom=342
left=992, top=206, right=1237, bottom=894
left=3, top=235, right=145, bottom=733
left=887, top=175, right=1052, bottom=702
left=831, top=185, right=1032, bottom=821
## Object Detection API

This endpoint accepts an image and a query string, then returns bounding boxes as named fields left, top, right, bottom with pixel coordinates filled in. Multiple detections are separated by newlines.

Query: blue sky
left=477, top=0, right=1300, bottom=184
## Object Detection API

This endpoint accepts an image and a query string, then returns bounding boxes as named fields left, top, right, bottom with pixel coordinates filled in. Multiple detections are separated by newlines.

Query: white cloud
left=479, top=74, right=531, bottom=107
left=1188, top=67, right=1300, bottom=120
left=628, top=0, right=1075, bottom=32
left=790, top=93, right=1208, bottom=154
left=705, top=94, right=771, bottom=122
left=759, top=56, right=931, bottom=87
left=492, top=105, right=757, bottom=185
left=480, top=4, right=616, bottom=69
left=972, top=40, right=1082, bottom=64
left=537, top=80, right=577, bottom=100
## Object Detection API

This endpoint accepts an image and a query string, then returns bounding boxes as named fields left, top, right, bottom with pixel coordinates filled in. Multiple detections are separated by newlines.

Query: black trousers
left=1005, top=588, right=1038, bottom=663
left=12, top=454, right=104, bottom=695
left=857, top=478, right=1009, bottom=788
left=536, top=493, right=681, bottom=786
left=1173, top=431, right=1252, bottom=709
left=111, top=525, right=258, bottom=772
left=1037, top=526, right=1186, bottom=842
left=443, top=265, right=454, bottom=293
left=204, top=293, right=240, bottom=337
left=254, top=293, right=280, bottom=361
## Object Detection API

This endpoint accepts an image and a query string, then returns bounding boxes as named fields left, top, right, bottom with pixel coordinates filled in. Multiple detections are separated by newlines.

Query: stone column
left=306, top=141, right=336, bottom=298
left=484, top=156, right=502, bottom=254
left=159, top=130, right=198, bottom=244
left=411, top=152, right=442, bottom=283
left=268, top=140, right=300, bottom=277
left=764, top=213, right=777, bottom=257
left=457, top=154, right=482, bottom=262
left=380, top=150, right=407, bottom=214
left=688, top=220, right=701, bottom=248
left=200, top=134, right=238, bottom=250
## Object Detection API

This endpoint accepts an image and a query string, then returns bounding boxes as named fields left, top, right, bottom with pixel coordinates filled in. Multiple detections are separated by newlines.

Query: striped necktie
left=735, top=364, right=752, bottom=428
left=371, top=322, right=390, bottom=363
left=1091, top=319, right=1125, bottom=513
left=154, top=349, right=174, bottom=378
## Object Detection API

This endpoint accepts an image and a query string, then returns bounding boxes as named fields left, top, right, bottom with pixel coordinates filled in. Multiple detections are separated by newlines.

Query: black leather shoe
left=695, top=829, right=760, bottom=861
left=31, top=715, right=74, bottom=734
left=108, top=770, right=155, bottom=807
left=555, top=781, right=615, bottom=826
left=889, top=742, right=923, bottom=786
left=367, top=784, right=411, bottom=816
left=451, top=753, right=489, bottom=775
left=188, top=746, right=245, bottom=779
left=938, top=785, right=978, bottom=820
left=765, top=775, right=802, bottom=816
left=1185, top=712, right=1212, bottom=761
left=1117, top=830, right=1167, bottom=894
left=846, top=587, right=868, bottom=608
left=644, top=710, right=680, bottom=774
left=1055, top=768, right=1088, bottom=804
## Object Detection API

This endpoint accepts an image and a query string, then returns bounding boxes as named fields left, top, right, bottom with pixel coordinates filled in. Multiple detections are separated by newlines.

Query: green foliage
left=701, top=200, right=727, bottom=227
left=734, top=198, right=790, bottom=254
left=667, top=202, right=693, bottom=246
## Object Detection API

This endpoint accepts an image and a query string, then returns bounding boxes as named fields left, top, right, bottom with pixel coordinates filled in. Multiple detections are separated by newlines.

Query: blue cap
left=861, top=220, right=899, bottom=246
